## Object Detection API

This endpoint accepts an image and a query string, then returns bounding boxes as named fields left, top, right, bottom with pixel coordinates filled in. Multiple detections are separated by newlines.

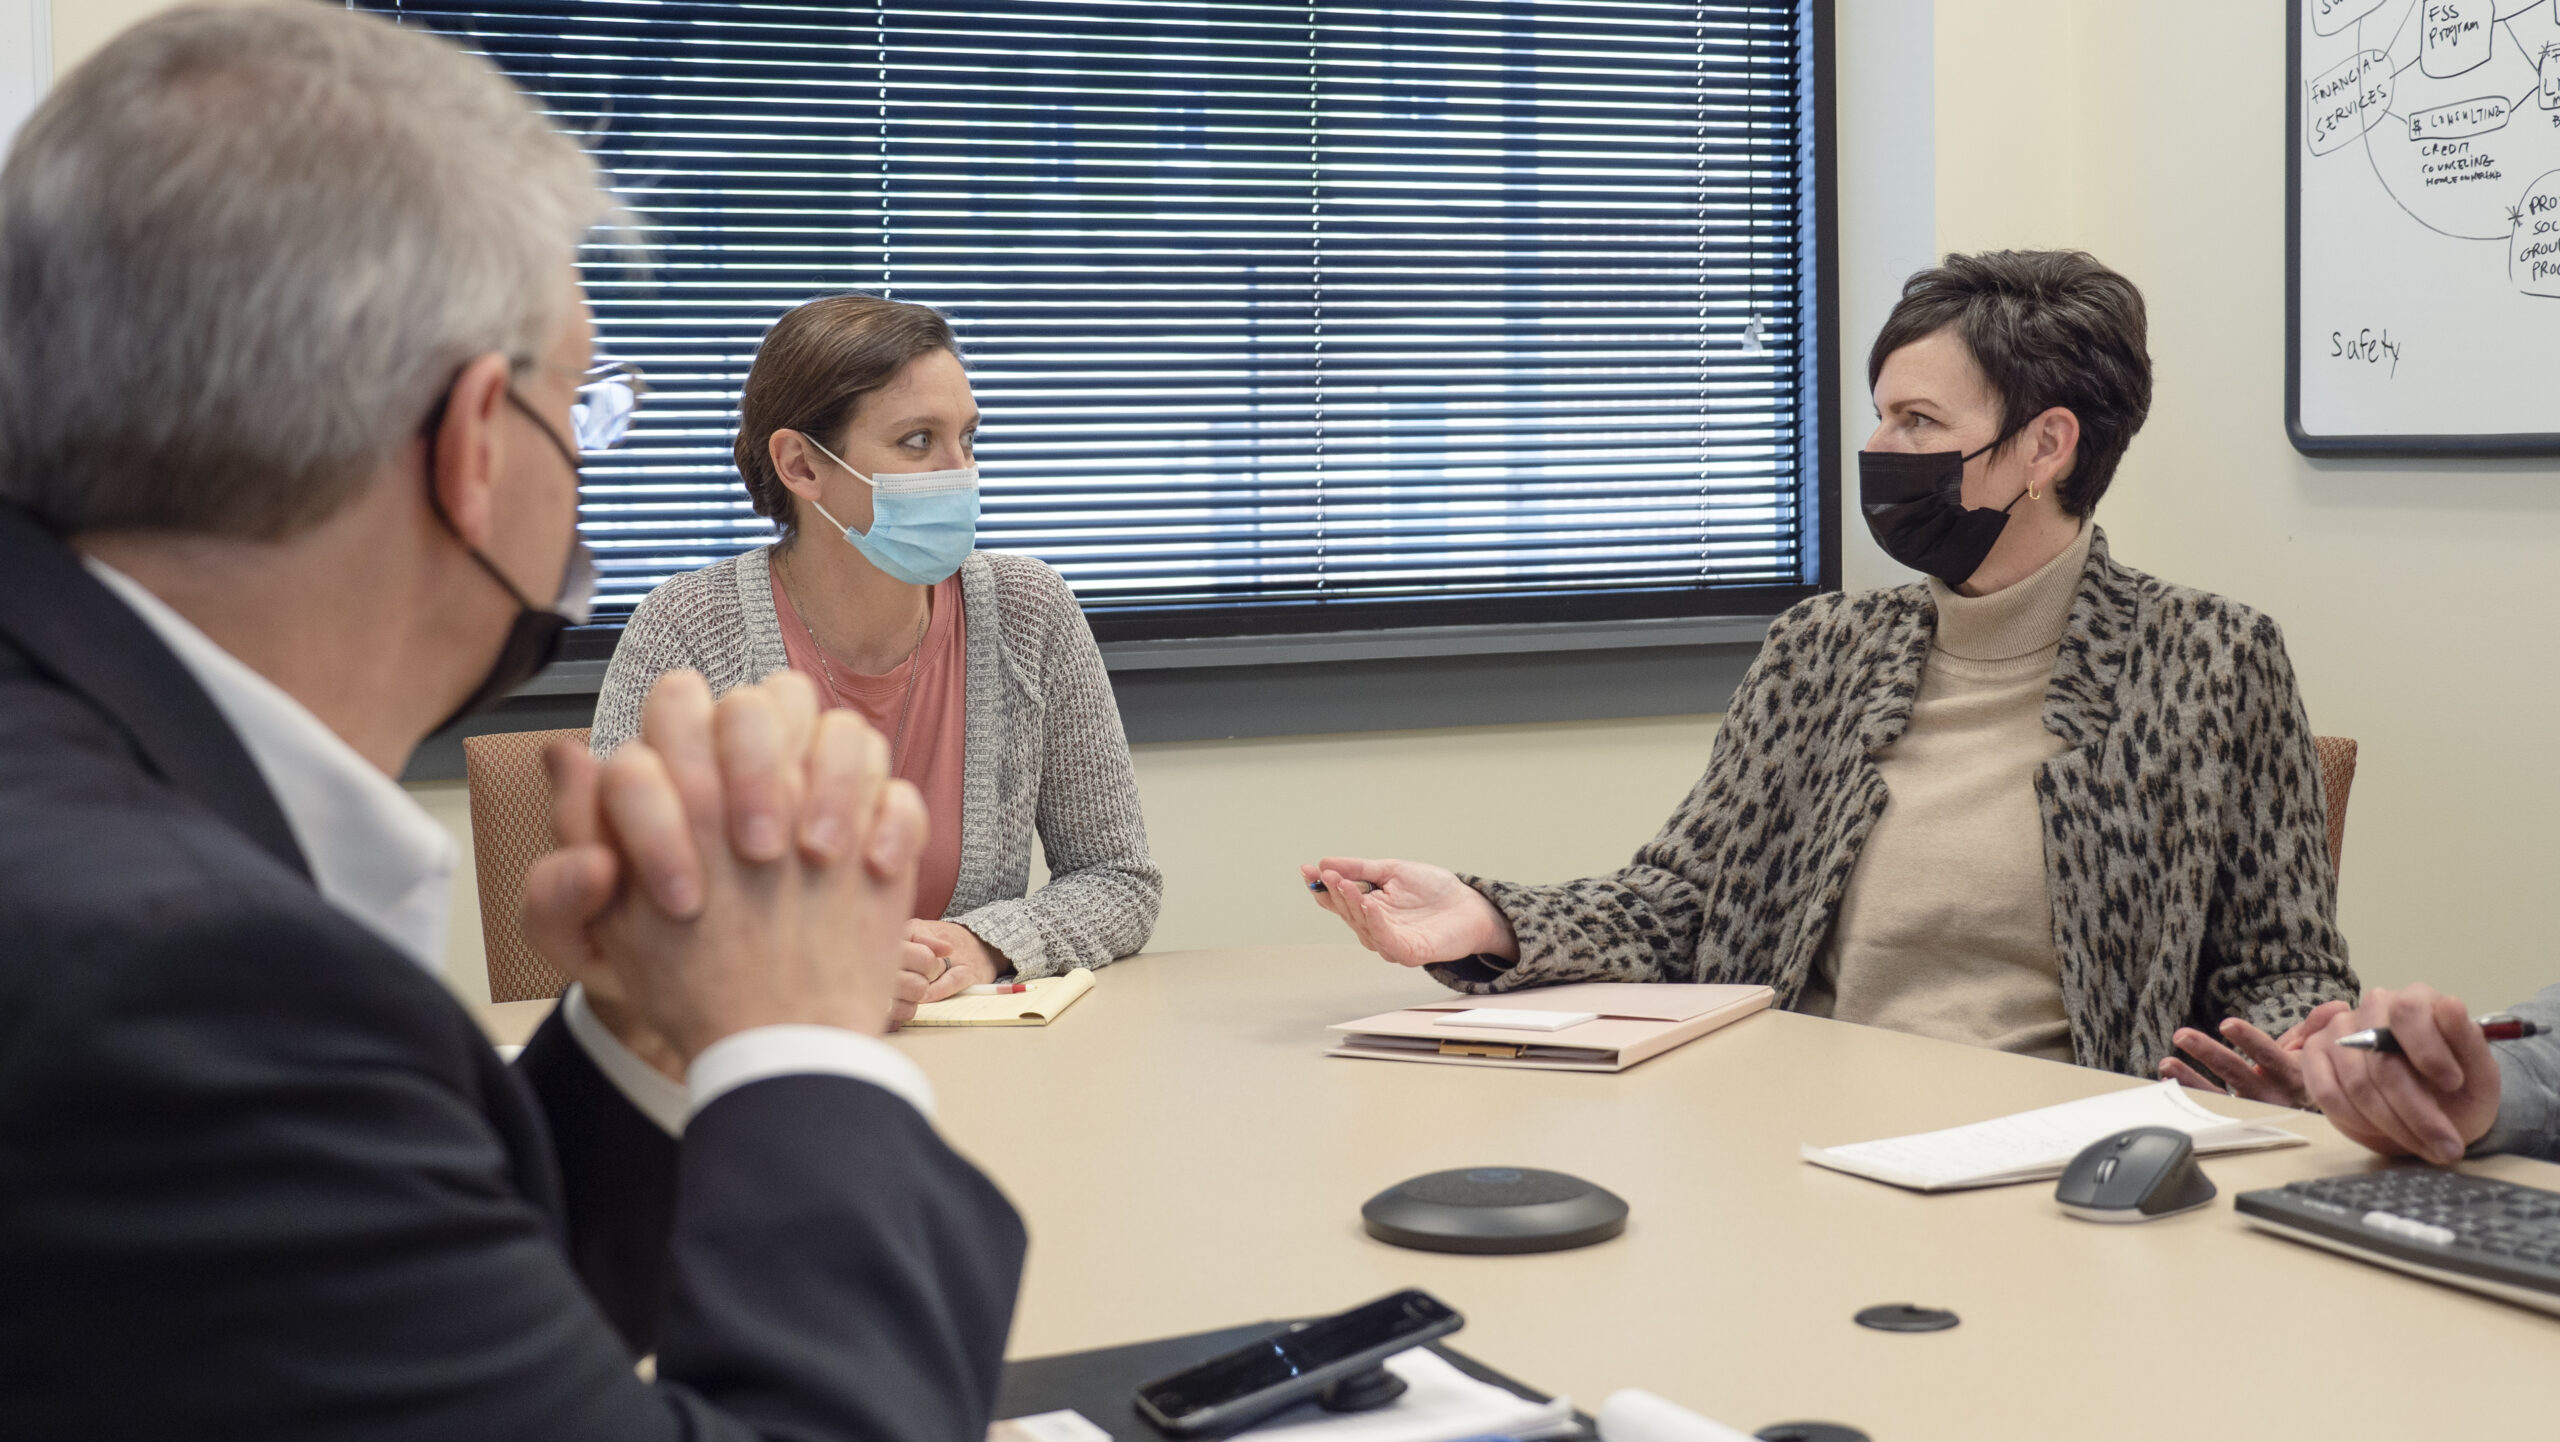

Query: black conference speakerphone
left=1361, top=1168, right=1628, bottom=1254
left=2235, top=1167, right=2560, bottom=1315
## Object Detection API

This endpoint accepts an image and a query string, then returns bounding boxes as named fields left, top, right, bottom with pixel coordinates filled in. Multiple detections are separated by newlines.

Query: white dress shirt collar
left=81, top=556, right=456, bottom=973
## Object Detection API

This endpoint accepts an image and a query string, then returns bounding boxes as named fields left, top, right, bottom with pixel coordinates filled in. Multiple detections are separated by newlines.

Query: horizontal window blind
left=363, top=0, right=1828, bottom=641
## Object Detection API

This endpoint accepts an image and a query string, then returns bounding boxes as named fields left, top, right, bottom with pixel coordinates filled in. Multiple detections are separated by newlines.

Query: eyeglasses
left=568, top=361, right=649, bottom=452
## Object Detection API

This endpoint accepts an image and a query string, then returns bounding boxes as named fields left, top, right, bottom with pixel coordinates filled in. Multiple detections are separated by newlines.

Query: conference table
left=480, top=945, right=2560, bottom=1440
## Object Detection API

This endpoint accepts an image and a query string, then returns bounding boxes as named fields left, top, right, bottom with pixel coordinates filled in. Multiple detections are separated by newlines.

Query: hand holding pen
left=2300, top=985, right=2518, bottom=1166
left=2338, top=1013, right=2549, bottom=1054
left=1296, top=856, right=1521, bottom=970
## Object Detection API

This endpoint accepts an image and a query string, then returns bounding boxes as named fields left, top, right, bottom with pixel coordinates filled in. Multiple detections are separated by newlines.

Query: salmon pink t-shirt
left=771, top=569, right=967, bottom=922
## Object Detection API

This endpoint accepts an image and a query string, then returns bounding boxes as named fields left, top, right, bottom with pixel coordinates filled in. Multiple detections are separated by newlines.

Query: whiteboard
left=2291, top=0, right=2560, bottom=454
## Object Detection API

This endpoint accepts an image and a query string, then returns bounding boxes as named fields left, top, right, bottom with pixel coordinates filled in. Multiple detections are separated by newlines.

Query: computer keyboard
left=2236, top=1168, right=2560, bottom=1315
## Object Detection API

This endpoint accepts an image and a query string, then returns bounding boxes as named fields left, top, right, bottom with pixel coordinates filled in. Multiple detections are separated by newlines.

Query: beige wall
left=52, top=0, right=167, bottom=73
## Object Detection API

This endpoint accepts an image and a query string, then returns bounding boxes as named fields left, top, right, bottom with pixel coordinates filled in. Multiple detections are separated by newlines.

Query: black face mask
left=426, top=389, right=597, bottom=735
left=1856, top=437, right=2030, bottom=587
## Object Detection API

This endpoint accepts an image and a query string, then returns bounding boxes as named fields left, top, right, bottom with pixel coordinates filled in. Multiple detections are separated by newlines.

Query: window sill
left=1097, top=615, right=1775, bottom=670
left=399, top=617, right=1774, bottom=781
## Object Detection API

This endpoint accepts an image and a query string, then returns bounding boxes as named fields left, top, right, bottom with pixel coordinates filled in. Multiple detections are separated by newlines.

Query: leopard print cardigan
left=1433, top=526, right=2358, bottom=1077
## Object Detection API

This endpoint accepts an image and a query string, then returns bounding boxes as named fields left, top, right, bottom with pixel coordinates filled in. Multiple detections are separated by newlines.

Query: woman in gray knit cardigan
left=1306, top=251, right=2358, bottom=1097
left=594, top=294, right=1160, bottom=1001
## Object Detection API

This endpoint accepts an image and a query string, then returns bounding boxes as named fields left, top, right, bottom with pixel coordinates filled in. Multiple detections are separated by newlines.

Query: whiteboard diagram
left=2291, top=0, right=2560, bottom=453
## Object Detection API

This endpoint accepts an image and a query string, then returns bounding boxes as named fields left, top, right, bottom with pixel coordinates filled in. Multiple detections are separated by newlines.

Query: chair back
left=2312, top=735, right=2358, bottom=875
left=462, top=728, right=585, bottom=1003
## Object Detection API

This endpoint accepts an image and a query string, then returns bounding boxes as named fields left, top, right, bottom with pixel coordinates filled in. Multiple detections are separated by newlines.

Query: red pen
left=2338, top=1014, right=2548, bottom=1055
left=961, top=982, right=1029, bottom=995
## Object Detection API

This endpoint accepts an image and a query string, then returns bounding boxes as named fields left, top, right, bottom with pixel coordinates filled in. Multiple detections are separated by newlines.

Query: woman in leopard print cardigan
left=1444, top=527, right=2353, bottom=1078
left=1307, top=251, right=2358, bottom=1083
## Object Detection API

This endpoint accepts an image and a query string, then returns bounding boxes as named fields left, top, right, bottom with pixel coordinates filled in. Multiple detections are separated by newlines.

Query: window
left=363, top=0, right=1833, bottom=648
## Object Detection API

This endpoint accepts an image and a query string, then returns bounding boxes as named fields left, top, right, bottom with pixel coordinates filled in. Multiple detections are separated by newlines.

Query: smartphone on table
left=1132, top=1289, right=1463, bottom=1438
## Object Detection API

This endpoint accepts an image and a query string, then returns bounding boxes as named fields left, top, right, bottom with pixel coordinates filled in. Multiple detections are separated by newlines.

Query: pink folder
left=1327, top=982, right=1774, bottom=1073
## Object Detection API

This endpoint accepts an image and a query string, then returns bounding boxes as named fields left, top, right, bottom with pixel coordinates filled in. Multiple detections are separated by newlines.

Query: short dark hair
left=736, top=293, right=959, bottom=540
left=1867, top=250, right=2152, bottom=516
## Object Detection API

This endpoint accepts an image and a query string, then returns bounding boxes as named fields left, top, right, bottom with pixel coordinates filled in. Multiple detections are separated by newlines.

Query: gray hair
left=0, top=1, right=610, bottom=538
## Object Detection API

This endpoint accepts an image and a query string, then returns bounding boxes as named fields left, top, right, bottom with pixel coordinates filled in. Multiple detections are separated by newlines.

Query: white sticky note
left=988, top=1410, right=1112, bottom=1442
left=1597, top=1388, right=1759, bottom=1442
left=1435, top=1008, right=1597, bottom=1032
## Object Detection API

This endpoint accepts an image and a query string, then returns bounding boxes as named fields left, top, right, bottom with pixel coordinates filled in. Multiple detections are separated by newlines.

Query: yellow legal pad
left=904, top=967, right=1097, bottom=1027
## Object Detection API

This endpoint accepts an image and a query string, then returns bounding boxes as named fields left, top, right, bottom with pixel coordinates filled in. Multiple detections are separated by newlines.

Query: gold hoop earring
left=2028, top=481, right=2043, bottom=501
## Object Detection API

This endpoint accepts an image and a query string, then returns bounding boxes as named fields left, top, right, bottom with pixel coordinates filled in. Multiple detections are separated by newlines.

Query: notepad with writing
left=906, top=967, right=1096, bottom=1027
left=1800, top=1080, right=2305, bottom=1192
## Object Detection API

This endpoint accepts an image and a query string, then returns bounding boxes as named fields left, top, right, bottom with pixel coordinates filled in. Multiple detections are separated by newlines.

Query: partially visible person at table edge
left=1303, top=249, right=2359, bottom=1096
left=593, top=293, right=1160, bottom=1010
left=2234, top=982, right=2560, bottom=1167
left=0, top=4, right=1019, bottom=1438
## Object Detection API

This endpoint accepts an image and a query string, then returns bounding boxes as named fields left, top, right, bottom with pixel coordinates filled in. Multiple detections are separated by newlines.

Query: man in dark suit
left=0, top=4, right=1022, bottom=1438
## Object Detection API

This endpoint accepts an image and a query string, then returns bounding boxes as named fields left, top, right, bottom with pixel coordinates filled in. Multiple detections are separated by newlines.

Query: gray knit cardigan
left=1430, top=527, right=2360, bottom=1078
left=591, top=546, right=1161, bottom=978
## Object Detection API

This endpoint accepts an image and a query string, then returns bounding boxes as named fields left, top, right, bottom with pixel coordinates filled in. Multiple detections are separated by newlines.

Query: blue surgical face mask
left=799, top=433, right=980, bottom=586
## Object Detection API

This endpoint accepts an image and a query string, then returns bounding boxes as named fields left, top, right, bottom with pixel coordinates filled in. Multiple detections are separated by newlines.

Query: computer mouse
left=2054, top=1126, right=2217, bottom=1222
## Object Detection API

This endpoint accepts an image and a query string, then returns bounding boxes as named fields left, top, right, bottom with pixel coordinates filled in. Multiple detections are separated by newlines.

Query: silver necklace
left=784, top=551, right=931, bottom=768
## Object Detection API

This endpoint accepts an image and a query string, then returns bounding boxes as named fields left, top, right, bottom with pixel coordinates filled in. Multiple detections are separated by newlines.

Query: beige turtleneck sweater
left=1798, top=524, right=2093, bottom=1062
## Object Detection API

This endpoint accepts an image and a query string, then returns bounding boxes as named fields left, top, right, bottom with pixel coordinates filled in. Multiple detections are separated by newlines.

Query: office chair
left=2312, top=735, right=2358, bottom=875
left=461, top=727, right=586, bottom=1003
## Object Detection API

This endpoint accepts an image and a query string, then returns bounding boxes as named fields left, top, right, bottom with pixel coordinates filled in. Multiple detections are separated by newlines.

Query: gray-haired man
left=0, top=4, right=1021, bottom=1438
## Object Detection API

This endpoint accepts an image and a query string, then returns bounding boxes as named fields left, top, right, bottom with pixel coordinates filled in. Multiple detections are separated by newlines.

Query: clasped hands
left=517, top=668, right=959, bottom=1078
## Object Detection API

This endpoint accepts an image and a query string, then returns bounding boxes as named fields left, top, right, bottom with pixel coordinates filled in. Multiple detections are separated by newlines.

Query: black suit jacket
left=0, top=505, right=1025, bottom=1440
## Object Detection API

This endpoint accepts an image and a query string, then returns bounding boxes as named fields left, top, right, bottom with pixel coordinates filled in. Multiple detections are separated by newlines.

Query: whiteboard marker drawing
left=2420, top=1, right=2490, bottom=80
left=2329, top=328, right=2403, bottom=376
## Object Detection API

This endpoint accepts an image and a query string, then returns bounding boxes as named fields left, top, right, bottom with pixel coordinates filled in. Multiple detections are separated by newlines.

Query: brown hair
left=735, top=292, right=959, bottom=539
left=1867, top=250, right=2152, bottom=517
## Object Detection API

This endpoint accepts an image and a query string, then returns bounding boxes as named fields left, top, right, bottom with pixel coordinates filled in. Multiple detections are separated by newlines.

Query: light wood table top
left=482, top=947, right=2560, bottom=1440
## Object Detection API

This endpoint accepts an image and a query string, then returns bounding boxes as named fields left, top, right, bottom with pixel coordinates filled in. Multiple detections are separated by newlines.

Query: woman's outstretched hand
left=2158, top=1001, right=2351, bottom=1108
left=1298, top=857, right=1518, bottom=969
